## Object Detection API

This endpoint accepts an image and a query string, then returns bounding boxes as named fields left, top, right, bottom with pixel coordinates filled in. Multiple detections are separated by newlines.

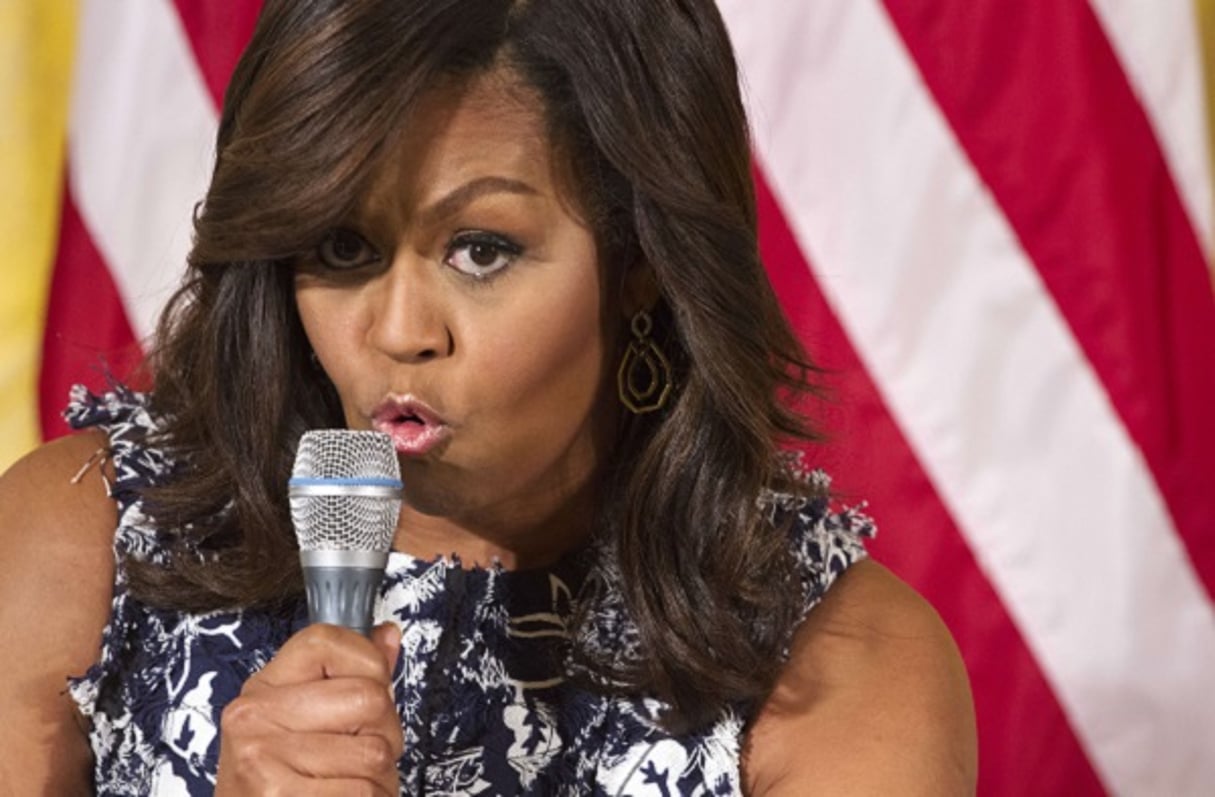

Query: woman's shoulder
left=742, top=559, right=978, bottom=795
left=0, top=431, right=119, bottom=650
left=0, top=431, right=119, bottom=792
left=0, top=429, right=119, bottom=586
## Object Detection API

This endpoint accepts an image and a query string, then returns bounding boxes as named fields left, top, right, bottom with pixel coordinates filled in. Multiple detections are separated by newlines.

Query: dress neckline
left=383, top=544, right=595, bottom=595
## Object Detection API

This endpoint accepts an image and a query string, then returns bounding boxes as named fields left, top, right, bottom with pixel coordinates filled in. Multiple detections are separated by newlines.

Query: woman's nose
left=366, top=257, right=451, bottom=363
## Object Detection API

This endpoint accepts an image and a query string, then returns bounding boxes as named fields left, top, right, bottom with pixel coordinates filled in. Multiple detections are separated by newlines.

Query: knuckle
left=236, top=736, right=269, bottom=768
left=387, top=727, right=405, bottom=759
left=370, top=656, right=392, bottom=682
left=222, top=734, right=267, bottom=773
left=350, top=679, right=389, bottom=715
left=220, top=696, right=257, bottom=732
left=300, top=622, right=340, bottom=649
left=358, top=735, right=394, bottom=770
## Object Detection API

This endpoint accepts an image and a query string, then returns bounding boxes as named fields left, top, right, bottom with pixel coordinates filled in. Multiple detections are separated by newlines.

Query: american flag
left=3, top=2, right=1213, bottom=794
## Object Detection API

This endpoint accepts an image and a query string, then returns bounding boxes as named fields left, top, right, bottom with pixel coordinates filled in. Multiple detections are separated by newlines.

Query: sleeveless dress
left=65, top=385, right=873, bottom=796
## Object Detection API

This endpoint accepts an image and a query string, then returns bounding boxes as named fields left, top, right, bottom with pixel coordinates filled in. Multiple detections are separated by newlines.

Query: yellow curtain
left=0, top=1, right=76, bottom=471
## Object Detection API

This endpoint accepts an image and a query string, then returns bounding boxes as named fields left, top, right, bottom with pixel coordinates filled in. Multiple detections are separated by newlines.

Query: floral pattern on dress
left=66, top=386, right=872, bottom=795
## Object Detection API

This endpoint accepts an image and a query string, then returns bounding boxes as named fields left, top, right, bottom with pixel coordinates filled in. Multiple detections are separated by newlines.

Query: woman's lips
left=371, top=396, right=451, bottom=456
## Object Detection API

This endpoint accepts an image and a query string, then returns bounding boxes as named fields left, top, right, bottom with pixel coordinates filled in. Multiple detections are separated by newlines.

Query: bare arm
left=0, top=433, right=118, bottom=796
left=742, top=559, right=978, bottom=796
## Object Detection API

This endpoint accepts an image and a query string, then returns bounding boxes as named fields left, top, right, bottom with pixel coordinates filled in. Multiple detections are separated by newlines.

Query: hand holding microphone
left=215, top=430, right=404, bottom=794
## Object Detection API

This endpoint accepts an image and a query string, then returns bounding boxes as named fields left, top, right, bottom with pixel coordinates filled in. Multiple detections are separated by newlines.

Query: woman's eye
left=444, top=233, right=521, bottom=279
left=316, top=228, right=378, bottom=270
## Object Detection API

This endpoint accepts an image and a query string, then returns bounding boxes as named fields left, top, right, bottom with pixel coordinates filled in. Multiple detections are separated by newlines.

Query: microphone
left=288, top=430, right=402, bottom=636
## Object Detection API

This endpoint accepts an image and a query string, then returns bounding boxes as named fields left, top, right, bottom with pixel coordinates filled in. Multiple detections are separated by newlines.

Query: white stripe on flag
left=68, top=0, right=218, bottom=342
left=1087, top=0, right=1215, bottom=258
left=717, top=0, right=1215, bottom=793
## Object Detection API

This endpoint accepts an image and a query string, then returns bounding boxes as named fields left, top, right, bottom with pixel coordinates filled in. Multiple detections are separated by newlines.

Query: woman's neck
left=389, top=482, right=596, bottom=571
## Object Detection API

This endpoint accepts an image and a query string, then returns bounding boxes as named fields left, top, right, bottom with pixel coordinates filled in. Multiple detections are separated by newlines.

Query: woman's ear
left=621, top=259, right=660, bottom=318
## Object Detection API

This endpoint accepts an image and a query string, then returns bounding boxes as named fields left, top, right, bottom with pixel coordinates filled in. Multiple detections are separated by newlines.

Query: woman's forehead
left=358, top=68, right=581, bottom=224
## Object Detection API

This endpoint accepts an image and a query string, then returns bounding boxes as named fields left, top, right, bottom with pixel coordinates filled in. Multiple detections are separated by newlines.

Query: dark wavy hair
left=134, top=0, right=825, bottom=732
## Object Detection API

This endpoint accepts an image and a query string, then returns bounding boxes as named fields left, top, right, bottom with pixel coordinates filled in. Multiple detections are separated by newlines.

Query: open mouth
left=371, top=396, right=451, bottom=456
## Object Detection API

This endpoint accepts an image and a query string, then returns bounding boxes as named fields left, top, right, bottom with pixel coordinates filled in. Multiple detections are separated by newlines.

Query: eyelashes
left=316, top=228, right=380, bottom=270
left=443, top=231, right=521, bottom=280
left=311, top=228, right=523, bottom=282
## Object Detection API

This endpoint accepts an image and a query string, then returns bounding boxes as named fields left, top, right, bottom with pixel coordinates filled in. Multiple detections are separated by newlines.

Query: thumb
left=370, top=621, right=402, bottom=676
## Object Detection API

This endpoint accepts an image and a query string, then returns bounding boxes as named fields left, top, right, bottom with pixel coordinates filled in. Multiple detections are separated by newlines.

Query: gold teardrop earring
left=617, top=309, right=672, bottom=414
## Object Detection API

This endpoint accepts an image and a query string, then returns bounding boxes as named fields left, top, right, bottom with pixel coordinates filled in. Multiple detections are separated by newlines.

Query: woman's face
left=295, top=69, right=614, bottom=559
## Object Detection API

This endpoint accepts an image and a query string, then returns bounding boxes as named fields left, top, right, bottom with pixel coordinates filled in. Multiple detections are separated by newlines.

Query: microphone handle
left=300, top=550, right=389, bottom=636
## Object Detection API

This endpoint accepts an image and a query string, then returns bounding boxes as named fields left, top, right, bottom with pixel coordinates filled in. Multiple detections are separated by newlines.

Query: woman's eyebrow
left=419, top=176, right=541, bottom=224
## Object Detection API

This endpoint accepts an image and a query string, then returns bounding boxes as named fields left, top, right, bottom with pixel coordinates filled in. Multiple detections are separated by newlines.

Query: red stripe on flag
left=755, top=166, right=1108, bottom=796
left=41, top=1, right=265, bottom=440
left=170, top=0, right=264, bottom=110
left=880, top=0, right=1215, bottom=600
left=39, top=183, right=143, bottom=440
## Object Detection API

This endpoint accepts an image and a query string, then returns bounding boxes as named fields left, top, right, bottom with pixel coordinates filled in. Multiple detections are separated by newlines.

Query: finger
left=370, top=622, right=402, bottom=673
left=218, top=704, right=403, bottom=792
left=232, top=677, right=404, bottom=750
left=217, top=753, right=397, bottom=797
left=280, top=731, right=402, bottom=783
left=254, top=624, right=395, bottom=687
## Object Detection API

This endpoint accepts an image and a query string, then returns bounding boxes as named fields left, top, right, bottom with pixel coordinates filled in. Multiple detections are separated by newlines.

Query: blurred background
left=3, top=1, right=1213, bottom=794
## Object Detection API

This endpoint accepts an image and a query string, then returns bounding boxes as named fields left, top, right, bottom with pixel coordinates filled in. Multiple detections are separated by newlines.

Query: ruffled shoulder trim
left=758, top=466, right=875, bottom=617
left=64, top=384, right=178, bottom=721
left=64, top=384, right=177, bottom=561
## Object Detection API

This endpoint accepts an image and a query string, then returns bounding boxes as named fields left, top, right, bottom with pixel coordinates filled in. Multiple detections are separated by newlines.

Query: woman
left=0, top=0, right=975, bottom=793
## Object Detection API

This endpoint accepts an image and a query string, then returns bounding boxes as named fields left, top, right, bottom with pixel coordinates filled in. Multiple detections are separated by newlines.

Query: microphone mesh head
left=290, top=430, right=401, bottom=553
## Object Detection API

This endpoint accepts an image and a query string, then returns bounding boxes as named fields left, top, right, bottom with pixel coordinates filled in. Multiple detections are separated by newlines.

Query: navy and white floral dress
left=66, top=386, right=873, bottom=796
